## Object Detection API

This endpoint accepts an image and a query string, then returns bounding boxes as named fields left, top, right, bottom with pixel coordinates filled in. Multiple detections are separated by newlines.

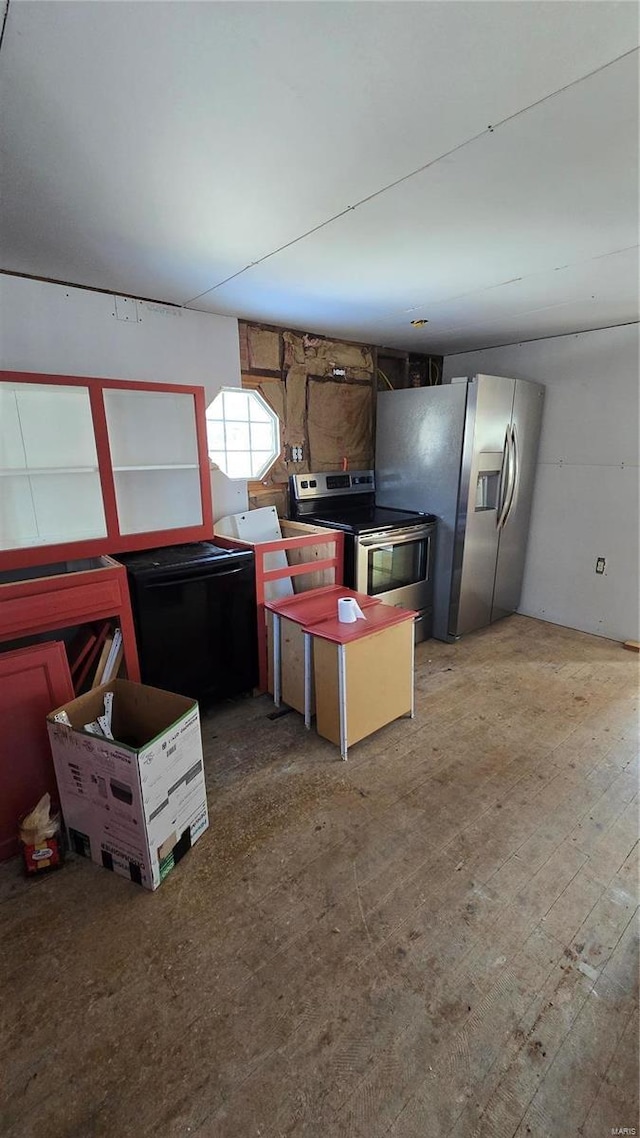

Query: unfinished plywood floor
left=1, top=616, right=638, bottom=1138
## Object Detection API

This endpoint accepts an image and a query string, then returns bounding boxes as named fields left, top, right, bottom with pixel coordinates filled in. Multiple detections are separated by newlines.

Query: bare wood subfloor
left=1, top=615, right=638, bottom=1138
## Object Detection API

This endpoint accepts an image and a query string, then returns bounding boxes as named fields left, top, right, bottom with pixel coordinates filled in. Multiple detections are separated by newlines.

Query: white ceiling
left=1, top=1, right=638, bottom=353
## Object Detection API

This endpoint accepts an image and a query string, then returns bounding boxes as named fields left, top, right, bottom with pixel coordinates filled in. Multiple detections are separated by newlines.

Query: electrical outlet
left=291, top=445, right=304, bottom=463
left=595, top=557, right=606, bottom=574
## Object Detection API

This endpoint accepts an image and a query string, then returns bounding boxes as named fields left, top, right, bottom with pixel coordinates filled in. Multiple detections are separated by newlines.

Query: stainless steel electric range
left=289, top=470, right=437, bottom=641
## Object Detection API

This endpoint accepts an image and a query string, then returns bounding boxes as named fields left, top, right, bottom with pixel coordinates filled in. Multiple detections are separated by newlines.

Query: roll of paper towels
left=338, top=597, right=366, bottom=623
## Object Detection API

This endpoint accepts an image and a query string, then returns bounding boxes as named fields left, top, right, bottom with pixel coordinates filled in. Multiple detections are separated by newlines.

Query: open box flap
left=47, top=679, right=197, bottom=750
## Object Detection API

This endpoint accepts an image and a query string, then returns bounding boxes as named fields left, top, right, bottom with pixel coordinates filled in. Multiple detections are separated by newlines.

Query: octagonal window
left=206, top=388, right=280, bottom=480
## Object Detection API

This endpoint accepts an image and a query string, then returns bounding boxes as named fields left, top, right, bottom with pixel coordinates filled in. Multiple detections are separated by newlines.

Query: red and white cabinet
left=0, top=371, right=214, bottom=569
left=0, top=371, right=215, bottom=859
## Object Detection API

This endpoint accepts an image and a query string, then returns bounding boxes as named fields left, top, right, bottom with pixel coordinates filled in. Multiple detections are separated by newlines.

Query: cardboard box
left=46, top=680, right=209, bottom=890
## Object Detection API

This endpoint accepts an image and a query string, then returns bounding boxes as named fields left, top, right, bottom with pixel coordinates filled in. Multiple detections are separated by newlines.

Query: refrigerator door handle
left=502, top=425, right=519, bottom=528
left=496, top=426, right=511, bottom=529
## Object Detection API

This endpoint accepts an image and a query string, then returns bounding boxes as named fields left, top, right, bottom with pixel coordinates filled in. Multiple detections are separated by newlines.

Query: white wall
left=444, top=324, right=639, bottom=643
left=0, top=274, right=248, bottom=520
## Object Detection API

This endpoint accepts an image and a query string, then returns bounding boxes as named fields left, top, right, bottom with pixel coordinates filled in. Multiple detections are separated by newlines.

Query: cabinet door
left=0, top=641, right=74, bottom=861
left=0, top=382, right=107, bottom=551
left=103, top=388, right=204, bottom=535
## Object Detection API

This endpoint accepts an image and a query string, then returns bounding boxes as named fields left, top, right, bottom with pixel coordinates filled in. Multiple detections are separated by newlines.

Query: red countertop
left=306, top=601, right=417, bottom=645
left=264, top=585, right=377, bottom=626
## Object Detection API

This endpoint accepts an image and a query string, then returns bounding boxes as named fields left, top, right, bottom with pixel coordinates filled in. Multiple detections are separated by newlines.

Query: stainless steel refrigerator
left=376, top=374, right=545, bottom=641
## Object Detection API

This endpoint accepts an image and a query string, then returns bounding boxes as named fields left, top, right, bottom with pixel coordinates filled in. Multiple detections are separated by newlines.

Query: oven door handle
left=358, top=530, right=432, bottom=550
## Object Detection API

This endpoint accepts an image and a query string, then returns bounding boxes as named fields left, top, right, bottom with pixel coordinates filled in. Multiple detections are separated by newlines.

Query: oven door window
left=367, top=538, right=428, bottom=596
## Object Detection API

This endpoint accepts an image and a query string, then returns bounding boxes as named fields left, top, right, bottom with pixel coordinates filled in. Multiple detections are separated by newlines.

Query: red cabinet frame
left=215, top=526, right=344, bottom=693
left=0, top=555, right=140, bottom=683
left=0, top=371, right=214, bottom=571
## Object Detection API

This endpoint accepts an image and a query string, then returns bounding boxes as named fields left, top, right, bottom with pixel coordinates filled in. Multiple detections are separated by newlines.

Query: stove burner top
left=289, top=469, right=436, bottom=535
left=306, top=505, right=435, bottom=535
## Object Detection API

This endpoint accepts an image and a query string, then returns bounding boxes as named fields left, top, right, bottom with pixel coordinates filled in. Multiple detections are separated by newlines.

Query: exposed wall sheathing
left=239, top=321, right=376, bottom=513
left=241, top=326, right=282, bottom=374
left=306, top=378, right=373, bottom=471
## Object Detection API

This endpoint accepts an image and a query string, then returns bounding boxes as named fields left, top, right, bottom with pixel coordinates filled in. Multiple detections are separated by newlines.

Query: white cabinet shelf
left=112, top=464, right=200, bottom=472
left=0, top=466, right=99, bottom=476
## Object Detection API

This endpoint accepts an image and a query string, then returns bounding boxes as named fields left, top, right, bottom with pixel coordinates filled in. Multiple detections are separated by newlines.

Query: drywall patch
left=113, top=296, right=139, bottom=322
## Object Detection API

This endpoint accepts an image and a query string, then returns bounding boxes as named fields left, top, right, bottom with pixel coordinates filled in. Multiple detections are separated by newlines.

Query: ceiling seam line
left=386, top=244, right=640, bottom=321
left=432, top=296, right=628, bottom=337
left=181, top=203, right=358, bottom=303
left=356, top=45, right=640, bottom=210
left=181, top=117, right=493, bottom=307
left=180, top=43, right=640, bottom=309
left=0, top=268, right=182, bottom=309
left=443, top=319, right=640, bottom=355
left=0, top=0, right=10, bottom=56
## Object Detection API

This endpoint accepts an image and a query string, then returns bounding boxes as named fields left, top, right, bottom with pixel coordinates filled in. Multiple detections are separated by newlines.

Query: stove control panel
left=290, top=470, right=375, bottom=501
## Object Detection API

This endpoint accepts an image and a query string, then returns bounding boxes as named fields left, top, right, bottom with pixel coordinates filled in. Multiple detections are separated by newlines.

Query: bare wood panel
left=267, top=610, right=316, bottom=714
left=280, top=521, right=331, bottom=538
left=313, top=637, right=341, bottom=747
left=313, top=621, right=413, bottom=751
left=280, top=617, right=308, bottom=716
left=343, top=621, right=413, bottom=746
left=248, top=486, right=288, bottom=515
left=245, top=326, right=282, bottom=372
left=281, top=520, right=338, bottom=591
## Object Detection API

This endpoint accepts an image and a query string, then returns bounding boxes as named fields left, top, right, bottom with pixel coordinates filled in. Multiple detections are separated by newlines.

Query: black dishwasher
left=118, top=542, right=258, bottom=705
